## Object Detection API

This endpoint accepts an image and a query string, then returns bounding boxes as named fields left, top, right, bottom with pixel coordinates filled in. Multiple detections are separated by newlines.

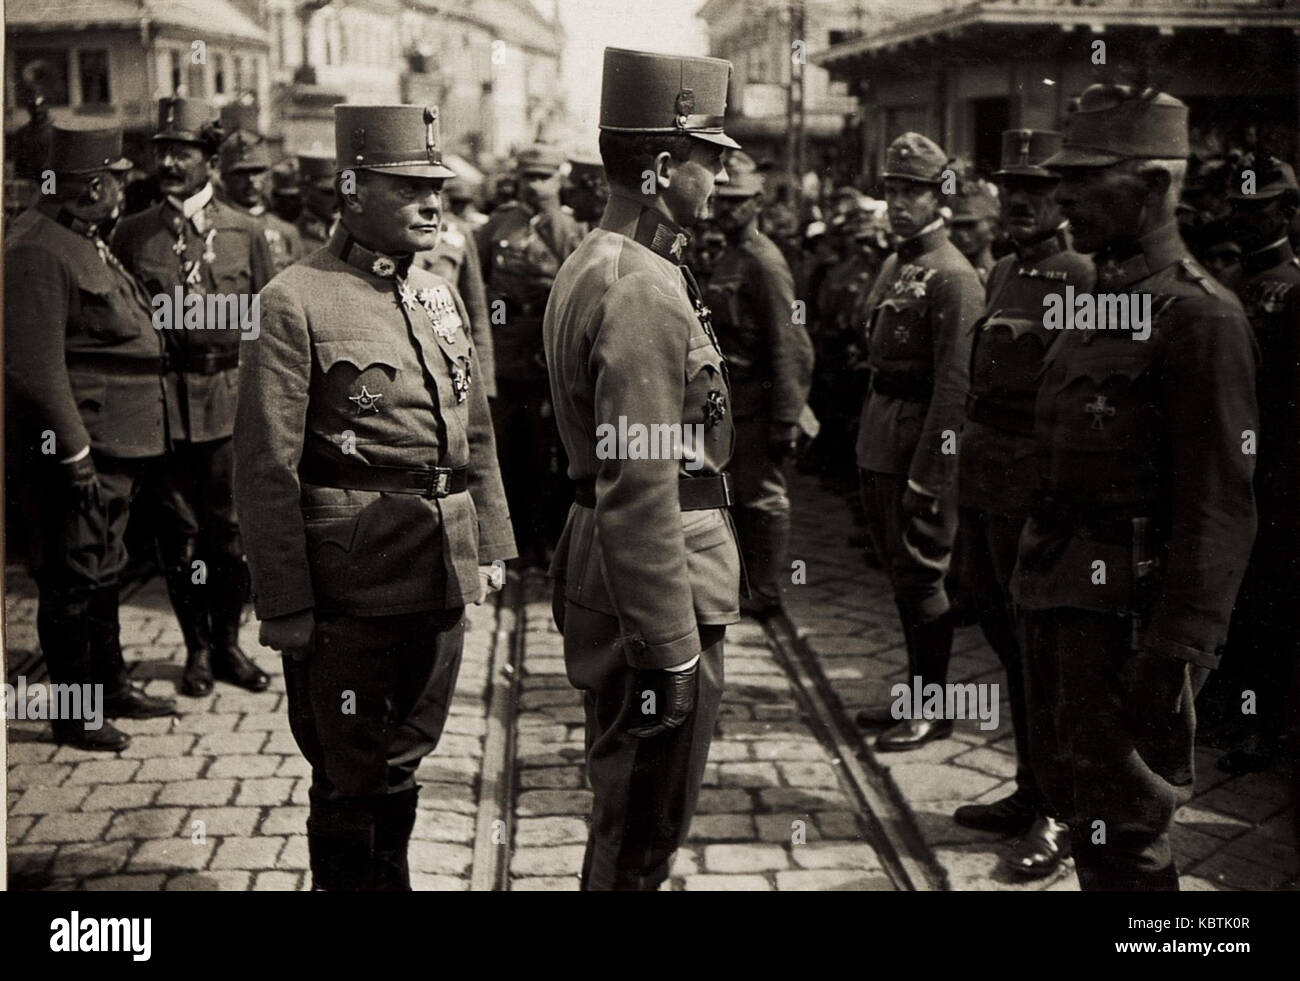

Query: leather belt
left=171, top=349, right=240, bottom=374
left=573, top=473, right=734, bottom=511
left=67, top=351, right=168, bottom=376
left=871, top=371, right=933, bottom=403
left=299, top=457, right=469, bottom=499
left=965, top=393, right=1034, bottom=437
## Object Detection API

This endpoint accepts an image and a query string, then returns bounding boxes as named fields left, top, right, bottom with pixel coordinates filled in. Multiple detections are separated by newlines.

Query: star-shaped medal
left=397, top=280, right=419, bottom=311
left=348, top=385, right=384, bottom=413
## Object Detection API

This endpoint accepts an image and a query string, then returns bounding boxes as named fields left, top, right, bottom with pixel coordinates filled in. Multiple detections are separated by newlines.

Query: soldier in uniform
left=112, top=96, right=273, bottom=699
left=478, top=143, right=584, bottom=565
left=1014, top=85, right=1258, bottom=890
left=949, top=129, right=1093, bottom=876
left=233, top=104, right=515, bottom=891
left=563, top=150, right=610, bottom=231
left=296, top=152, right=340, bottom=252
left=1212, top=156, right=1300, bottom=774
left=4, top=122, right=177, bottom=750
left=852, top=133, right=985, bottom=751
left=216, top=103, right=304, bottom=275
left=948, top=181, right=1000, bottom=284
left=414, top=189, right=496, bottom=397
left=270, top=161, right=303, bottom=224
left=544, top=46, right=742, bottom=891
left=706, top=152, right=814, bottom=617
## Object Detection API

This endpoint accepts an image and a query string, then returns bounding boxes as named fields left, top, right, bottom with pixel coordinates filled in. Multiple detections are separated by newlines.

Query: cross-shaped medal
left=1084, top=394, right=1115, bottom=430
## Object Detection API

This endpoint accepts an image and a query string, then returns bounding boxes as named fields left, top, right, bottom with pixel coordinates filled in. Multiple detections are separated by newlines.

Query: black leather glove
left=901, top=483, right=940, bottom=519
left=626, top=661, right=698, bottom=738
left=62, top=454, right=102, bottom=514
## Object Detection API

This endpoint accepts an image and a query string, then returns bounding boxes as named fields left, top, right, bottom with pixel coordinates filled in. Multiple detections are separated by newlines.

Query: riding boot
left=209, top=557, right=269, bottom=692
left=87, top=586, right=176, bottom=718
left=306, top=793, right=377, bottom=891
left=372, top=788, right=419, bottom=891
left=165, top=559, right=214, bottom=697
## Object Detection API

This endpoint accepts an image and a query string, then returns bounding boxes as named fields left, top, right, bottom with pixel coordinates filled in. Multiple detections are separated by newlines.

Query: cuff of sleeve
left=623, top=630, right=700, bottom=670
left=478, top=535, right=518, bottom=562
left=1144, top=633, right=1221, bottom=671
left=60, top=445, right=92, bottom=464
left=252, top=585, right=316, bottom=622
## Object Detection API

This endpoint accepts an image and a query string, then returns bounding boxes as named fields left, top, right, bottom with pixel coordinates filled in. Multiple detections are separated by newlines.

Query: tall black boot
left=209, top=557, right=269, bottom=692
left=744, top=510, right=792, bottom=618
left=876, top=603, right=955, bottom=752
left=307, top=794, right=377, bottom=891
left=38, top=598, right=132, bottom=752
left=164, top=559, right=214, bottom=697
left=87, top=587, right=176, bottom=719
left=372, top=788, right=419, bottom=891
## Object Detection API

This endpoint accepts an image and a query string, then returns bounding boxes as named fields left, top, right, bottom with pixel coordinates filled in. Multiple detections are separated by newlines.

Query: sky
left=550, top=0, right=711, bottom=147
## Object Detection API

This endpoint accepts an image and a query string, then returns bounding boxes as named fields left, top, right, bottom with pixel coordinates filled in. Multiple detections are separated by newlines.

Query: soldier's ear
left=653, top=151, right=675, bottom=190
left=1137, top=163, right=1173, bottom=201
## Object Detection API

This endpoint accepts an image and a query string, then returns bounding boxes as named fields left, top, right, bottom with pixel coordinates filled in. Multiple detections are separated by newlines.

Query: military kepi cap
left=334, top=104, right=456, bottom=179
left=220, top=102, right=261, bottom=136
left=1227, top=154, right=1299, bottom=201
left=994, top=129, right=1063, bottom=179
left=599, top=47, right=740, bottom=150
left=882, top=133, right=947, bottom=184
left=153, top=96, right=217, bottom=146
left=219, top=131, right=271, bottom=174
left=1044, top=84, right=1189, bottom=168
left=49, top=121, right=132, bottom=175
left=517, top=144, right=565, bottom=176
left=297, top=153, right=336, bottom=183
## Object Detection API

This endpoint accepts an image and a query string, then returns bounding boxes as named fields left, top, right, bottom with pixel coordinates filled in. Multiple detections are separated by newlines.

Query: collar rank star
left=1085, top=394, right=1115, bottom=430
left=349, top=384, right=383, bottom=413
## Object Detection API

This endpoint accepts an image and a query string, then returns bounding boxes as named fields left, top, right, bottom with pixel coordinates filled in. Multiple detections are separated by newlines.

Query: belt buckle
left=418, top=467, right=451, bottom=499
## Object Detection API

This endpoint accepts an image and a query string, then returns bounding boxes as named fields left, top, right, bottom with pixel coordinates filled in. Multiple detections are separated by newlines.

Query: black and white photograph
left=0, top=0, right=1296, bottom=954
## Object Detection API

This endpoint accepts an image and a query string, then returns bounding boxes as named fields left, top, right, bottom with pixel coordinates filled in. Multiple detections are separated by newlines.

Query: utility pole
left=786, top=0, right=807, bottom=183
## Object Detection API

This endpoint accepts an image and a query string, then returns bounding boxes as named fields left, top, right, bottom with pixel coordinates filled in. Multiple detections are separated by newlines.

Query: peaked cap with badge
left=47, top=120, right=133, bottom=175
left=599, top=46, right=740, bottom=149
left=994, top=129, right=1064, bottom=180
left=334, top=104, right=456, bottom=179
left=153, top=95, right=219, bottom=148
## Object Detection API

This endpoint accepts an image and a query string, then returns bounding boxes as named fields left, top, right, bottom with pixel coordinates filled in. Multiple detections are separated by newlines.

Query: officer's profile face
left=69, top=171, right=124, bottom=223
left=999, top=176, right=1062, bottom=244
left=224, top=169, right=267, bottom=209
left=658, top=141, right=727, bottom=227
left=1052, top=164, right=1148, bottom=254
left=345, top=170, right=444, bottom=254
left=156, top=140, right=211, bottom=199
left=883, top=179, right=939, bottom=240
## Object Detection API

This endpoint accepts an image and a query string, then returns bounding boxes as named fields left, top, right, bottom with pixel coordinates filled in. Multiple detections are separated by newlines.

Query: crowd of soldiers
left=3, top=50, right=1297, bottom=894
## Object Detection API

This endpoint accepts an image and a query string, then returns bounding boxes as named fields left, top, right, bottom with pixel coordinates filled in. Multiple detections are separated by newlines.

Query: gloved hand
left=901, top=482, right=941, bottom=518
left=626, top=660, right=698, bottom=738
left=260, top=609, right=316, bottom=661
left=475, top=562, right=506, bottom=605
left=767, top=423, right=801, bottom=462
left=63, top=453, right=102, bottom=513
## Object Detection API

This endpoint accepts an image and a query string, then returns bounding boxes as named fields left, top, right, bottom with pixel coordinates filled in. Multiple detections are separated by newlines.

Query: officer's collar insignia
left=1095, top=222, right=1185, bottom=291
left=332, top=228, right=413, bottom=280
left=642, top=214, right=691, bottom=265
left=349, top=384, right=383, bottom=414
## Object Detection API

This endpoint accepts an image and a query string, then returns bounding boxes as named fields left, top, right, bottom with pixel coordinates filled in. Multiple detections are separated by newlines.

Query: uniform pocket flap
left=1061, top=354, right=1148, bottom=386
left=302, top=504, right=362, bottom=552
left=685, top=340, right=723, bottom=380
left=313, top=339, right=399, bottom=374
left=981, top=312, right=1048, bottom=343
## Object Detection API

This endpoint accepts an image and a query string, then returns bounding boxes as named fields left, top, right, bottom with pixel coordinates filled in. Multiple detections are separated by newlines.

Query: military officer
left=478, top=143, right=583, bottom=565
left=1014, top=85, right=1258, bottom=891
left=544, top=46, right=741, bottom=891
left=706, top=151, right=813, bottom=617
left=296, top=152, right=340, bottom=251
left=4, top=122, right=177, bottom=750
left=415, top=194, right=496, bottom=397
left=1212, top=155, right=1300, bottom=774
left=950, top=129, right=1094, bottom=877
left=112, top=96, right=273, bottom=699
left=948, top=181, right=1000, bottom=283
left=563, top=149, right=610, bottom=230
left=853, top=133, right=985, bottom=751
left=216, top=102, right=304, bottom=275
left=233, top=104, right=515, bottom=891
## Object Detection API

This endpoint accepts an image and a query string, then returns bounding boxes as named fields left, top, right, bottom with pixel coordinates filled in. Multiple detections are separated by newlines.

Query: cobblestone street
left=4, top=473, right=1295, bottom=890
